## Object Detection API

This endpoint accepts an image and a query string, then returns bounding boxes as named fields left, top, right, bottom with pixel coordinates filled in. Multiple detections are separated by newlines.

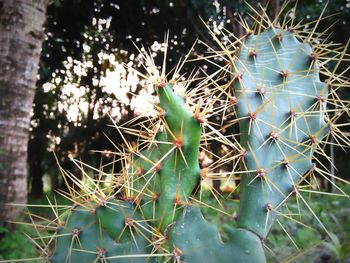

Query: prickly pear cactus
left=18, top=4, right=350, bottom=263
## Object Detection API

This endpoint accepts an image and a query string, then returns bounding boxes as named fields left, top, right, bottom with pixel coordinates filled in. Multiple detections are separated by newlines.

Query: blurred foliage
left=0, top=194, right=71, bottom=260
left=267, top=184, right=350, bottom=262
left=0, top=224, right=38, bottom=261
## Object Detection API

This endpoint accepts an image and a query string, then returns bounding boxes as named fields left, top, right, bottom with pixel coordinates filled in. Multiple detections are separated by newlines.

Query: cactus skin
left=51, top=201, right=149, bottom=262
left=233, top=28, right=328, bottom=238
left=169, top=206, right=265, bottom=263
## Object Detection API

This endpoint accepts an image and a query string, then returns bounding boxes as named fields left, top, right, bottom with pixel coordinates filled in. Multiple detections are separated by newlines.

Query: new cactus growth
left=135, top=80, right=202, bottom=230
left=12, top=4, right=350, bottom=263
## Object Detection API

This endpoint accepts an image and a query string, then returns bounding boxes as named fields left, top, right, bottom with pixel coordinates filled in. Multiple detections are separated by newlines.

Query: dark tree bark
left=0, top=0, right=49, bottom=224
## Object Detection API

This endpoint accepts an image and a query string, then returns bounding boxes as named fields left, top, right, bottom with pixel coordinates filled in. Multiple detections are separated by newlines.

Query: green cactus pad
left=169, top=205, right=266, bottom=263
left=155, top=83, right=201, bottom=230
left=233, top=28, right=328, bottom=237
left=50, top=202, right=149, bottom=262
left=129, top=82, right=201, bottom=231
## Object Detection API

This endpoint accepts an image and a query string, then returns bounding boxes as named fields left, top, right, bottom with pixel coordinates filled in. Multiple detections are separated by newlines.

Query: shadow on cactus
left=6, top=3, right=350, bottom=263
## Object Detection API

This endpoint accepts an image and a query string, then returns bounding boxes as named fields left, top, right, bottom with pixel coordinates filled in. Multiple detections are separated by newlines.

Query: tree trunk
left=0, top=0, right=49, bottom=224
